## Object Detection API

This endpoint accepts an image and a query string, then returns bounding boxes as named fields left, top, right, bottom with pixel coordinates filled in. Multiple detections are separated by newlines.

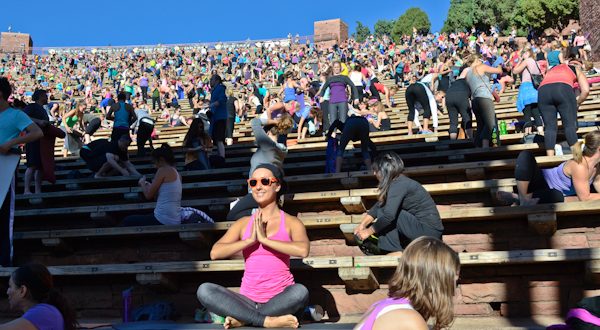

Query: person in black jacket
left=354, top=151, right=444, bottom=254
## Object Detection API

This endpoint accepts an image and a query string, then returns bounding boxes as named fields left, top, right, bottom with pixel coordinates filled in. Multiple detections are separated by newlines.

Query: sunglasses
left=247, top=177, right=279, bottom=188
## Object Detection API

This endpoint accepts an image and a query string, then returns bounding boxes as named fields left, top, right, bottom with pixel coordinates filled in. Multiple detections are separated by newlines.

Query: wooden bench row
left=2, top=248, right=599, bottom=291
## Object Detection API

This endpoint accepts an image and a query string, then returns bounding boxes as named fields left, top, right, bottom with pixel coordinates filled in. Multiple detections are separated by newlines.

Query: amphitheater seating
left=2, top=76, right=600, bottom=321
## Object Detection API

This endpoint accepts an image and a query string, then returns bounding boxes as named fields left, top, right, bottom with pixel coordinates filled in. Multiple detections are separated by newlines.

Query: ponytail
left=572, top=141, right=584, bottom=163
left=573, top=131, right=600, bottom=164
left=47, top=289, right=78, bottom=330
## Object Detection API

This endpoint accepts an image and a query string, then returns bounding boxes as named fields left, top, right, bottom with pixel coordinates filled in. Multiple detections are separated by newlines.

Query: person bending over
left=2, top=263, right=78, bottom=330
left=122, top=144, right=182, bottom=226
left=500, top=130, right=600, bottom=206
left=354, top=152, right=444, bottom=254
left=80, top=135, right=140, bottom=178
left=227, top=116, right=292, bottom=221
left=354, top=237, right=459, bottom=330
left=198, top=164, right=310, bottom=329
left=327, top=116, right=376, bottom=173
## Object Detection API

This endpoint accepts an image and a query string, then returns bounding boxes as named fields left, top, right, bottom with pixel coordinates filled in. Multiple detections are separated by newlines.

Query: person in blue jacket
left=209, top=74, right=228, bottom=158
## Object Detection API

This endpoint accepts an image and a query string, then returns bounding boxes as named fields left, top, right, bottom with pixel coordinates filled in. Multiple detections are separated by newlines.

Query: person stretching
left=354, top=152, right=444, bottom=254
left=500, top=130, right=600, bottom=206
left=198, top=164, right=310, bottom=329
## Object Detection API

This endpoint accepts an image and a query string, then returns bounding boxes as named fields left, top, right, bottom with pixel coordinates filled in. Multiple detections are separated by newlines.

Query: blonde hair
left=389, top=237, right=460, bottom=330
left=464, top=53, right=481, bottom=67
left=225, top=88, right=234, bottom=97
left=572, top=131, right=600, bottom=164
left=269, top=113, right=293, bottom=136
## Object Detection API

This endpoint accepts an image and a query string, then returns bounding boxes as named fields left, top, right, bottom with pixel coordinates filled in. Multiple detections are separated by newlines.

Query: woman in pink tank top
left=197, top=164, right=310, bottom=329
left=354, top=237, right=460, bottom=330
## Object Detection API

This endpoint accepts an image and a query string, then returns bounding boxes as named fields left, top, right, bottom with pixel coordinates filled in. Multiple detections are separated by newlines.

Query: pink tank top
left=239, top=211, right=295, bottom=303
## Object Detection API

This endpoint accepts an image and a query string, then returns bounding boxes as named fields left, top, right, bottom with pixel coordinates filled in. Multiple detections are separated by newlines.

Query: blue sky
left=2, top=0, right=451, bottom=47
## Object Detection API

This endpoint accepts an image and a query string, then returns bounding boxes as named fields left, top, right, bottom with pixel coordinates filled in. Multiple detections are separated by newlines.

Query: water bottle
left=122, top=287, right=133, bottom=323
left=499, top=120, right=507, bottom=135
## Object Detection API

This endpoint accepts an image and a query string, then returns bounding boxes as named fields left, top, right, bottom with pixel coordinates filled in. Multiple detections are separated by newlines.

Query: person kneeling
left=197, top=164, right=310, bottom=329
left=80, top=135, right=140, bottom=178
left=354, top=152, right=444, bottom=254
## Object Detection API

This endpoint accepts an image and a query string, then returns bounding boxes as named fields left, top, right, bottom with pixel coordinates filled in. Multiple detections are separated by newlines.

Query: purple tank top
left=357, top=297, right=413, bottom=330
left=542, top=162, right=593, bottom=196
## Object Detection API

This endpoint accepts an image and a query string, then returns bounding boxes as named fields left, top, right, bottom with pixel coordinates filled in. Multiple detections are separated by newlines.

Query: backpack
left=548, top=296, right=600, bottom=330
left=131, top=301, right=177, bottom=322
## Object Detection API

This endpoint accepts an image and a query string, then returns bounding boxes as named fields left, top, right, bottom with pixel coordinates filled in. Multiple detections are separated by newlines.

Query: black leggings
left=226, top=117, right=235, bottom=139
left=197, top=282, right=308, bottom=327
left=514, top=151, right=564, bottom=203
left=406, top=83, right=431, bottom=121
left=472, top=97, right=498, bottom=147
left=377, top=210, right=443, bottom=252
left=538, top=83, right=578, bottom=151
left=330, top=117, right=374, bottom=160
left=445, top=91, right=472, bottom=135
left=122, top=213, right=162, bottom=226
left=227, top=193, right=258, bottom=221
left=111, top=127, right=130, bottom=143
left=136, top=121, right=154, bottom=156
left=0, top=175, right=15, bottom=267
left=523, top=103, right=543, bottom=128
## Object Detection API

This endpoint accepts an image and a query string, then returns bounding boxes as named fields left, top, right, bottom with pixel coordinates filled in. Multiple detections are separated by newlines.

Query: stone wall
left=314, top=19, right=348, bottom=47
left=0, top=32, right=33, bottom=54
left=580, top=0, right=599, bottom=61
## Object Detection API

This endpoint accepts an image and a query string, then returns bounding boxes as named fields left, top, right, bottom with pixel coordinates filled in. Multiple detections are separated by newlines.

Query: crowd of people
left=0, top=24, right=598, bottom=329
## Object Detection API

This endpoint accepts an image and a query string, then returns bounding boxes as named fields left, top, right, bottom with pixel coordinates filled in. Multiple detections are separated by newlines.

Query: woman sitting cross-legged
left=122, top=143, right=182, bottom=226
left=499, top=130, right=600, bottom=206
left=197, top=164, right=310, bottom=329
left=354, top=237, right=460, bottom=330
left=354, top=151, right=444, bottom=255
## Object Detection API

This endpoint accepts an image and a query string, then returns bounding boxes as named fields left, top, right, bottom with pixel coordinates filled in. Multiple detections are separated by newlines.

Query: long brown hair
left=12, top=264, right=78, bottom=330
left=388, top=237, right=460, bottom=330
left=572, top=131, right=600, bottom=164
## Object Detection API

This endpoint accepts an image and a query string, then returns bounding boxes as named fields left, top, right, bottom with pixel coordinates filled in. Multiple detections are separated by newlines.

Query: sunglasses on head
left=247, top=177, right=279, bottom=187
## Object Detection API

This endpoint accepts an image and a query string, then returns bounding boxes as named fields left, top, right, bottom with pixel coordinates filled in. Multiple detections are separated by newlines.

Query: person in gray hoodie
left=227, top=115, right=293, bottom=221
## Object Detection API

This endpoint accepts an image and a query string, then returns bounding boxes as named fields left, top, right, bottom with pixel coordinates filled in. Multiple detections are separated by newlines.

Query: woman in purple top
left=502, top=130, right=600, bottom=206
left=318, top=61, right=359, bottom=125
left=354, top=237, right=460, bottom=330
left=3, top=264, right=77, bottom=330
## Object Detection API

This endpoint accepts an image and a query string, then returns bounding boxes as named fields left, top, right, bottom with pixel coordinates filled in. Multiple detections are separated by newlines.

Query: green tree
left=392, top=7, right=431, bottom=40
left=512, top=0, right=578, bottom=33
left=374, top=19, right=395, bottom=38
left=443, top=0, right=516, bottom=33
left=352, top=21, right=371, bottom=43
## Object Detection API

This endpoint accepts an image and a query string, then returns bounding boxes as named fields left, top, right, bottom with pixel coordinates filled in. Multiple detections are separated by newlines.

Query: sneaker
left=304, top=305, right=324, bottom=322
left=554, top=144, right=564, bottom=156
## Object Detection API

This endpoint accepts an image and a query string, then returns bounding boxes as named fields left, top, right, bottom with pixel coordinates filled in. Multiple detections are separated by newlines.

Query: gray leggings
left=197, top=282, right=309, bottom=327
left=329, top=102, right=349, bottom=124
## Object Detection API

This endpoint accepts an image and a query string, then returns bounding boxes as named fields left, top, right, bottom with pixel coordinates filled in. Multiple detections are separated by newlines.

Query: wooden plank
left=527, top=213, right=557, bottom=236
left=284, top=190, right=349, bottom=202
left=341, top=196, right=366, bottom=214
left=350, top=179, right=517, bottom=197
left=0, top=256, right=354, bottom=277
left=354, top=248, right=600, bottom=267
left=338, top=267, right=379, bottom=291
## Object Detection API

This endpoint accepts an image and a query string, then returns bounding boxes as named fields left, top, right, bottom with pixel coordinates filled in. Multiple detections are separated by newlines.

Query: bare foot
left=495, top=191, right=518, bottom=206
left=264, top=315, right=299, bottom=328
left=223, top=316, right=244, bottom=329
